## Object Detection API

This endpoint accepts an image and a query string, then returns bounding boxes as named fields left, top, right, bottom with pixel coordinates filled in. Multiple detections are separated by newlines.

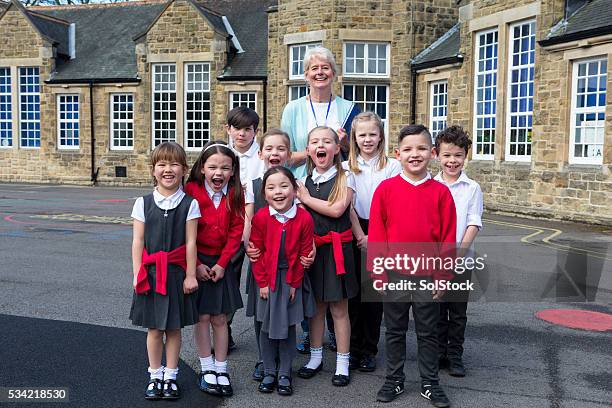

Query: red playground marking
left=95, top=199, right=129, bottom=203
left=536, top=309, right=612, bottom=332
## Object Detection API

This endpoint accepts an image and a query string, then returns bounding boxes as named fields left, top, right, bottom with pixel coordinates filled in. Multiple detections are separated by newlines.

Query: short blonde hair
left=303, top=46, right=338, bottom=77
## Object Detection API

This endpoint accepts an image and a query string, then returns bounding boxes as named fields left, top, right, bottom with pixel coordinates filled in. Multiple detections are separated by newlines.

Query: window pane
left=184, top=63, right=210, bottom=149
left=474, top=30, right=498, bottom=158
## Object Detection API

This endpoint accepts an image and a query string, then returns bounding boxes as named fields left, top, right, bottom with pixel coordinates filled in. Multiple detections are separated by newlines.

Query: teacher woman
left=281, top=46, right=361, bottom=178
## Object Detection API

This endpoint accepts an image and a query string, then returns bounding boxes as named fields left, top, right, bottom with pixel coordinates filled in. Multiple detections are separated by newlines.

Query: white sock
left=164, top=367, right=178, bottom=381
left=148, top=366, right=164, bottom=381
left=200, top=356, right=216, bottom=384
left=215, top=360, right=230, bottom=386
left=305, top=346, right=323, bottom=369
left=335, top=352, right=350, bottom=376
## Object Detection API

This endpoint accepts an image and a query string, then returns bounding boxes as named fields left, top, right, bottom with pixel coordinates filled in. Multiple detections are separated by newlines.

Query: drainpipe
left=89, top=82, right=99, bottom=184
left=410, top=66, right=417, bottom=125
left=263, top=77, right=268, bottom=132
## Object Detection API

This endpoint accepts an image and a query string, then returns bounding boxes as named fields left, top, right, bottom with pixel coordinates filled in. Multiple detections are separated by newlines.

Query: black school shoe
left=198, top=370, right=221, bottom=396
left=216, top=372, right=233, bottom=397
left=376, top=380, right=404, bottom=403
left=162, top=379, right=181, bottom=400
left=331, top=373, right=350, bottom=387
left=359, top=355, right=376, bottom=372
left=144, top=378, right=163, bottom=400
left=277, top=375, right=293, bottom=396
left=258, top=374, right=276, bottom=393
left=420, top=383, right=451, bottom=408
left=297, top=362, right=322, bottom=379
left=448, top=359, right=466, bottom=377
left=349, top=355, right=361, bottom=370
left=252, top=361, right=264, bottom=381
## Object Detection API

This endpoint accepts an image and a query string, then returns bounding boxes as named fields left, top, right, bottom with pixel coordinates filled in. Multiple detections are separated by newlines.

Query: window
left=473, top=30, right=498, bottom=159
left=152, top=64, right=176, bottom=147
left=570, top=57, right=607, bottom=164
left=430, top=81, right=448, bottom=140
left=110, top=94, right=134, bottom=150
left=19, top=67, right=40, bottom=148
left=343, top=84, right=389, bottom=136
left=506, top=20, right=535, bottom=161
left=343, top=42, right=389, bottom=77
left=289, top=85, right=307, bottom=102
left=184, top=62, right=210, bottom=151
left=289, top=43, right=321, bottom=79
left=57, top=94, right=79, bottom=149
left=229, top=92, right=256, bottom=111
left=0, top=67, right=11, bottom=148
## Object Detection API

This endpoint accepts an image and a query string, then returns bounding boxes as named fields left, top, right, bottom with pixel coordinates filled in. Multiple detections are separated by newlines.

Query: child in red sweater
left=185, top=140, right=245, bottom=398
left=249, top=166, right=316, bottom=396
left=369, top=125, right=456, bottom=407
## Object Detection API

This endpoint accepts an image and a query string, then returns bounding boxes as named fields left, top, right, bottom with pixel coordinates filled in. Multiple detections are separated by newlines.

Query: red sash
left=314, top=229, right=353, bottom=275
left=135, top=245, right=187, bottom=295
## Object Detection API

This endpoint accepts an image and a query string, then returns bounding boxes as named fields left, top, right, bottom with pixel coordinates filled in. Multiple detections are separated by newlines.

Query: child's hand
left=210, top=264, right=225, bottom=282
left=296, top=182, right=311, bottom=203
left=337, top=127, right=348, bottom=142
left=356, top=234, right=368, bottom=249
left=300, top=244, right=316, bottom=268
left=260, top=286, right=269, bottom=300
left=196, top=264, right=212, bottom=281
left=183, top=276, right=198, bottom=294
left=432, top=288, right=445, bottom=301
left=289, top=287, right=296, bottom=302
left=246, top=241, right=261, bottom=262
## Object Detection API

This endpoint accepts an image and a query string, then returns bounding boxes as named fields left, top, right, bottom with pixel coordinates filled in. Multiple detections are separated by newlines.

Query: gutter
left=411, top=55, right=464, bottom=72
left=45, top=78, right=141, bottom=85
left=539, top=25, right=612, bottom=47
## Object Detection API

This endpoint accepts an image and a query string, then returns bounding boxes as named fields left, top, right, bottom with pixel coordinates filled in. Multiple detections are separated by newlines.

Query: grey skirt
left=196, top=253, right=244, bottom=316
left=129, top=264, right=199, bottom=330
left=256, top=267, right=316, bottom=340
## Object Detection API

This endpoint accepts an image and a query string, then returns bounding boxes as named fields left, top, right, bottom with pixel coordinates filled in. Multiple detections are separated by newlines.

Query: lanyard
left=309, top=94, right=333, bottom=127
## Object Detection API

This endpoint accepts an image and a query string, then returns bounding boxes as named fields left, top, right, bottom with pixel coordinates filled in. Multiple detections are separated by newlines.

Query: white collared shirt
left=131, top=187, right=201, bottom=222
left=434, top=171, right=484, bottom=243
left=269, top=203, right=297, bottom=223
left=400, top=171, right=432, bottom=186
left=342, top=155, right=401, bottom=219
left=231, top=141, right=265, bottom=185
left=300, top=166, right=356, bottom=192
left=205, top=181, right=228, bottom=209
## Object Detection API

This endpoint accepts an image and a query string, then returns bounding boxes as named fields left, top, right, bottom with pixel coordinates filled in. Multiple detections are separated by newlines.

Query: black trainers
left=448, top=359, right=466, bottom=377
left=420, top=383, right=450, bottom=408
left=376, top=381, right=404, bottom=403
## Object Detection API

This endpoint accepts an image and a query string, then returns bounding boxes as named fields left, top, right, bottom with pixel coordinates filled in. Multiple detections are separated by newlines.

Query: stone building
left=0, top=0, right=272, bottom=184
left=0, top=0, right=610, bottom=224
left=412, top=0, right=611, bottom=224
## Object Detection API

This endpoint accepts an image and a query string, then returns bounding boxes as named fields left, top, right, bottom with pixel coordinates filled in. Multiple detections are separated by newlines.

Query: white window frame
left=343, top=83, right=390, bottom=151
left=18, top=67, right=40, bottom=149
left=289, top=42, right=321, bottom=80
left=343, top=42, right=390, bottom=78
left=184, top=62, right=211, bottom=152
left=473, top=28, right=498, bottom=160
left=0, top=67, right=11, bottom=149
left=288, top=85, right=308, bottom=102
left=151, top=63, right=177, bottom=148
left=57, top=94, right=80, bottom=150
left=110, top=93, right=134, bottom=151
left=229, top=91, right=257, bottom=112
left=429, top=80, right=448, bottom=141
left=505, top=20, right=535, bottom=162
left=569, top=56, right=607, bottom=165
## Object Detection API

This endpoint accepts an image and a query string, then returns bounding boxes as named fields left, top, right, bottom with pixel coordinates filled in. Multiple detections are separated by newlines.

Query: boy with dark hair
left=226, top=106, right=263, bottom=351
left=369, top=124, right=456, bottom=407
left=434, top=125, right=483, bottom=377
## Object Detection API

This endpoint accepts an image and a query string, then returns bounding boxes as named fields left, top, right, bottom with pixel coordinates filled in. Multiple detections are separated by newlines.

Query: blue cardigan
left=281, top=96, right=361, bottom=179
